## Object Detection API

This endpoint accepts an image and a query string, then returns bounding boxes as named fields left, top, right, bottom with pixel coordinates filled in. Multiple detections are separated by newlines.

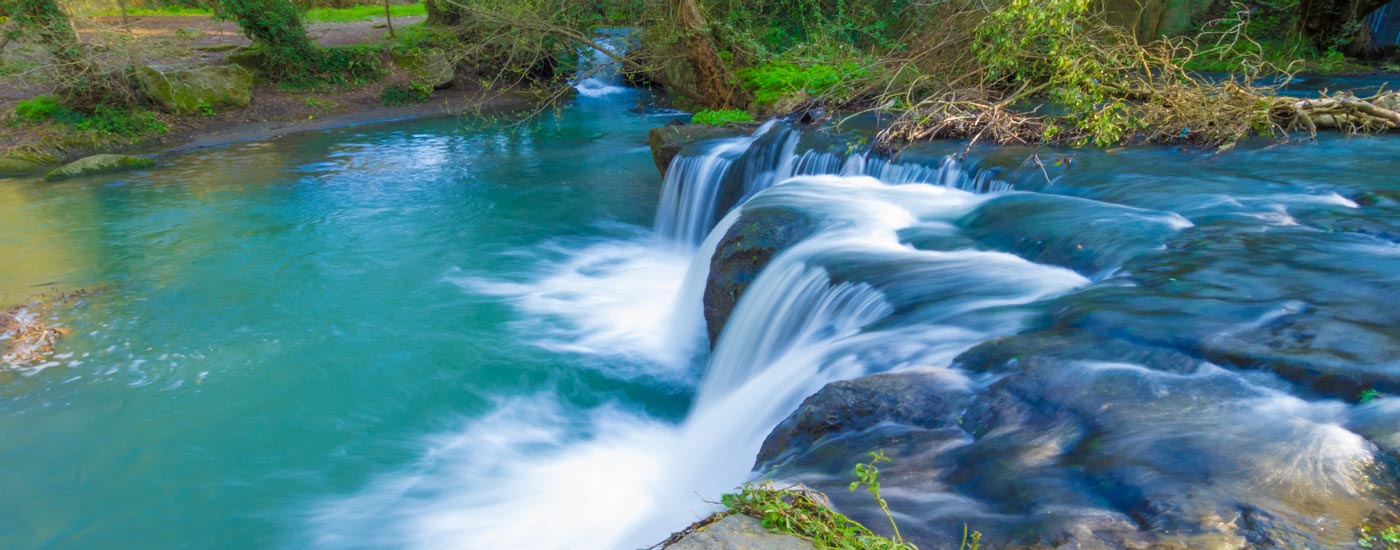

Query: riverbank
left=1, top=12, right=537, bottom=178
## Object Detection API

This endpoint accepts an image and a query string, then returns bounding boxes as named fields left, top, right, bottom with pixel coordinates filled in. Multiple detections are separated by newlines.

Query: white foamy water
left=314, top=168, right=1094, bottom=550
left=450, top=237, right=696, bottom=373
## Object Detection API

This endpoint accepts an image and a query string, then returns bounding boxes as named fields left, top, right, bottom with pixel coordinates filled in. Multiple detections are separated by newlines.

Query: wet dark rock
left=960, top=193, right=1187, bottom=275
left=755, top=371, right=968, bottom=469
left=704, top=206, right=817, bottom=346
left=647, top=124, right=749, bottom=177
left=1050, top=222, right=1400, bottom=399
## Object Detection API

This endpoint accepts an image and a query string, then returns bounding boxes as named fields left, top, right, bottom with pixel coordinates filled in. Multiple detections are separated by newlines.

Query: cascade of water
left=654, top=121, right=1012, bottom=247
left=572, top=30, right=629, bottom=97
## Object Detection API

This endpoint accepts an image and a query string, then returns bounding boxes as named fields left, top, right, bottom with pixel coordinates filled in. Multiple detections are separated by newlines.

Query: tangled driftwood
left=1272, top=91, right=1400, bottom=133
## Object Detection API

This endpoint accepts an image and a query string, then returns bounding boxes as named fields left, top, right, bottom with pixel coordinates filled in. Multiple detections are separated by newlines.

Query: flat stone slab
left=667, top=514, right=814, bottom=550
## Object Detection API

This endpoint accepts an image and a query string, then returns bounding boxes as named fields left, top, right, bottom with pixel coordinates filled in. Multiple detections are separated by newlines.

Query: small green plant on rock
left=850, top=450, right=903, bottom=545
left=1359, top=524, right=1400, bottom=549
left=691, top=109, right=753, bottom=126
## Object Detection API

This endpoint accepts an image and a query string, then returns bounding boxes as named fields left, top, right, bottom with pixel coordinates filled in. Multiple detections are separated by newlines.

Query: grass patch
left=691, top=108, right=753, bottom=126
left=87, top=3, right=425, bottom=23
left=16, top=97, right=167, bottom=138
left=304, top=3, right=426, bottom=23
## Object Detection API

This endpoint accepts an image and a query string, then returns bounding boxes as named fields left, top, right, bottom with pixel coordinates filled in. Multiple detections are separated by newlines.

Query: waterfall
left=319, top=123, right=1085, bottom=550
left=654, top=121, right=1011, bottom=247
left=572, top=29, right=629, bottom=97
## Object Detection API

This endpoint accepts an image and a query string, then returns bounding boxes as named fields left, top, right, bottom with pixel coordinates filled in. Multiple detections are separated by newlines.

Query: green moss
left=43, top=154, right=155, bottom=182
left=15, top=95, right=60, bottom=122
left=691, top=109, right=754, bottom=126
left=0, top=157, right=46, bottom=178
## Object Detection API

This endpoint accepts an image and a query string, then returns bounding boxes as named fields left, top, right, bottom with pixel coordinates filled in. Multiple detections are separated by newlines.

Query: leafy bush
left=380, top=82, right=432, bottom=106
left=691, top=108, right=753, bottom=126
left=69, top=106, right=169, bottom=137
left=15, top=95, right=61, bottom=122
left=740, top=59, right=866, bottom=106
left=265, top=44, right=384, bottom=91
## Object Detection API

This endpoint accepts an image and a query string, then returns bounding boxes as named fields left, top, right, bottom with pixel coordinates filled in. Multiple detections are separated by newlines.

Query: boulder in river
left=756, top=370, right=969, bottom=469
left=704, top=205, right=817, bottom=346
left=648, top=124, right=749, bottom=177
left=134, top=64, right=254, bottom=115
left=44, top=155, right=154, bottom=182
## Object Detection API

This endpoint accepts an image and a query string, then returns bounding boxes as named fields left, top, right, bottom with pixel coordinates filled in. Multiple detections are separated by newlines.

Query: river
left=2, top=73, right=1398, bottom=548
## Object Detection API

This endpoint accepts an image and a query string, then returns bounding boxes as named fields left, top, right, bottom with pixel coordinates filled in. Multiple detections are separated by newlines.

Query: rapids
left=0, top=55, right=1397, bottom=550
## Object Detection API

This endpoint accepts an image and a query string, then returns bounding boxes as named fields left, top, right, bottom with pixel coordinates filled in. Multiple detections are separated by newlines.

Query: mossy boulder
left=647, top=124, right=749, bottom=177
left=0, top=157, right=47, bottom=178
left=134, top=64, right=254, bottom=115
left=389, top=48, right=455, bottom=89
left=44, top=155, right=155, bottom=182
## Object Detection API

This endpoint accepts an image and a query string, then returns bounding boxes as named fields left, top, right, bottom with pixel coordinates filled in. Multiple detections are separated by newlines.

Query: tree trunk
left=675, top=0, right=738, bottom=109
left=118, top=0, right=129, bottom=27
left=384, top=0, right=394, bottom=38
left=1298, top=0, right=1392, bottom=54
left=425, top=0, right=462, bottom=26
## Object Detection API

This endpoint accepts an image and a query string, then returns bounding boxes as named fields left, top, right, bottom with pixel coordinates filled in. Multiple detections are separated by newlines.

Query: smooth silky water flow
left=4, top=62, right=1400, bottom=549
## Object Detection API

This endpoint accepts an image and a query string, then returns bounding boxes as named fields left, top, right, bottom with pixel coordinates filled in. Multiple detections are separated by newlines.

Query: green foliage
left=850, top=450, right=904, bottom=545
left=15, top=94, right=60, bottom=122
left=66, top=105, right=169, bottom=137
left=195, top=99, right=216, bottom=117
left=1359, top=524, right=1400, bottom=549
left=720, top=482, right=916, bottom=550
left=1359, top=389, right=1382, bottom=403
left=739, top=45, right=870, bottom=108
left=714, top=451, right=979, bottom=550
left=266, top=44, right=384, bottom=91
left=14, top=95, right=165, bottom=137
left=380, top=81, right=432, bottom=105
left=974, top=0, right=1129, bottom=146
left=691, top=109, right=753, bottom=126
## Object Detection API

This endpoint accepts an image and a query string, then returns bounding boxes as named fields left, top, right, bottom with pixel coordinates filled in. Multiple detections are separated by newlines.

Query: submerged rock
left=44, top=155, right=154, bottom=182
left=665, top=514, right=813, bottom=550
left=704, top=206, right=817, bottom=345
left=134, top=64, right=254, bottom=115
left=648, top=124, right=749, bottom=177
left=756, top=371, right=968, bottom=469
